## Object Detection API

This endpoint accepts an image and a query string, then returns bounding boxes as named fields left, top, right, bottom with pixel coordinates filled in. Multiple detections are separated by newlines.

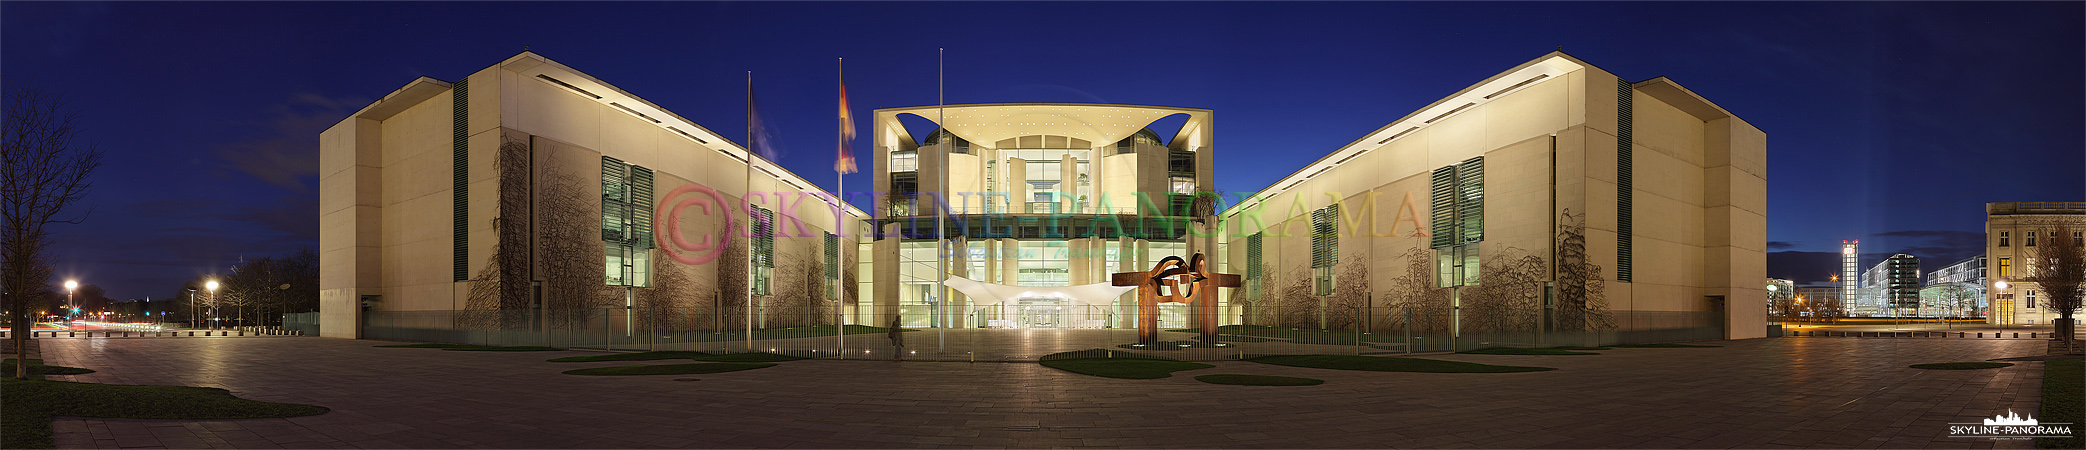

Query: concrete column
left=875, top=223, right=901, bottom=325
left=1117, top=235, right=1135, bottom=328
left=950, top=237, right=968, bottom=328
left=1001, top=238, right=1018, bottom=323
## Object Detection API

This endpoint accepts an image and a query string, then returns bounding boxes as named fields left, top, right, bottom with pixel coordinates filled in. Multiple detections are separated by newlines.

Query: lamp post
left=63, top=280, right=78, bottom=328
left=278, top=284, right=291, bottom=329
left=205, top=280, right=220, bottom=330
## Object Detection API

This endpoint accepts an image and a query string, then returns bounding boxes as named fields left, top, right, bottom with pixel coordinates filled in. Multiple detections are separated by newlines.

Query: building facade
left=1859, top=254, right=1920, bottom=316
left=1215, top=52, right=1767, bottom=341
left=1986, top=202, right=2086, bottom=325
left=866, top=104, right=1215, bottom=329
left=1921, top=255, right=1985, bottom=319
left=319, top=52, right=868, bottom=339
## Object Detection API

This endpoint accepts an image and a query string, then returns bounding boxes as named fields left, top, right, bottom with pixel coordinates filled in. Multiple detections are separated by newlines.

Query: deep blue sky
left=5, top=2, right=2080, bottom=299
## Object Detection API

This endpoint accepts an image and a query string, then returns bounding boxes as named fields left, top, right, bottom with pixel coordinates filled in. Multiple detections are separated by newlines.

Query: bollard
left=2013, top=333, right=2019, bottom=338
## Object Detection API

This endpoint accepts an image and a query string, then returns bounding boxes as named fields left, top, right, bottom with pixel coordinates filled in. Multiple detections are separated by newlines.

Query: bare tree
left=1381, top=247, right=1451, bottom=333
left=1459, top=247, right=1547, bottom=334
left=536, top=153, right=616, bottom=331
left=3, top=87, right=104, bottom=379
left=1554, top=209, right=1614, bottom=331
left=2025, top=223, right=2083, bottom=342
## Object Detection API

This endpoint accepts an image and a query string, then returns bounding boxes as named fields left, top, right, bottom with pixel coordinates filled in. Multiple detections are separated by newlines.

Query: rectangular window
left=752, top=206, right=775, bottom=295
left=1998, top=258, right=2011, bottom=278
left=602, top=157, right=654, bottom=287
left=889, top=151, right=918, bottom=172
left=2075, top=231, right=2083, bottom=247
left=1311, top=205, right=1339, bottom=296
left=1246, top=232, right=1264, bottom=302
left=1168, top=150, right=1195, bottom=175
left=2027, top=231, right=2037, bottom=247
left=1999, top=231, right=2010, bottom=247
left=1170, top=176, right=1195, bottom=195
left=1430, top=158, right=1483, bottom=287
left=2027, top=290, right=2036, bottom=309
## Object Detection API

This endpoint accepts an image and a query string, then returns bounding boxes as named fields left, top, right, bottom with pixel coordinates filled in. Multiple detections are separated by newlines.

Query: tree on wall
left=1381, top=247, right=1451, bottom=333
left=1271, top=267, right=1314, bottom=329
left=464, top=137, right=552, bottom=331
left=536, top=152, right=615, bottom=330
left=1323, top=253, right=1373, bottom=331
left=2025, top=222, right=2083, bottom=342
left=638, top=255, right=710, bottom=333
left=715, top=221, right=749, bottom=332
left=1554, top=209, right=1614, bottom=331
left=1458, top=248, right=1547, bottom=334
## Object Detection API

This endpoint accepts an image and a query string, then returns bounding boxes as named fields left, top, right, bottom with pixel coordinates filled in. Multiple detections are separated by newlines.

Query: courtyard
left=29, top=336, right=2056, bottom=448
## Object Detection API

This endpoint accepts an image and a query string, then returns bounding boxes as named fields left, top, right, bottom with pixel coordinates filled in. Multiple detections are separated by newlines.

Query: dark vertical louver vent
left=452, top=79, right=469, bottom=282
left=630, top=166, right=654, bottom=249
left=1246, top=232, right=1264, bottom=302
left=1616, top=78, right=1634, bottom=283
left=1429, top=167, right=1457, bottom=249
left=1455, top=157, right=1484, bottom=245
left=601, top=157, right=628, bottom=243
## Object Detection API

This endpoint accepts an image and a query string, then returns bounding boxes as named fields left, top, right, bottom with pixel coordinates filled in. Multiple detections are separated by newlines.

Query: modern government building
left=319, top=50, right=1768, bottom=355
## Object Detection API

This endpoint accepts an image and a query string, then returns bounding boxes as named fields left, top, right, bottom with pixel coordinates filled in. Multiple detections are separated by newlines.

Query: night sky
left=4, top=2, right=2080, bottom=299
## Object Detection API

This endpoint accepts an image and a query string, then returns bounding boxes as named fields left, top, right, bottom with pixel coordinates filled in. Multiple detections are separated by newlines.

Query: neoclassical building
left=1986, top=201, right=2086, bottom=325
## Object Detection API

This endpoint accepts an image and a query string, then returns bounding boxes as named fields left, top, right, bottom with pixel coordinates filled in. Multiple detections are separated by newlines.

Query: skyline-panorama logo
left=1949, top=410, right=2072, bottom=440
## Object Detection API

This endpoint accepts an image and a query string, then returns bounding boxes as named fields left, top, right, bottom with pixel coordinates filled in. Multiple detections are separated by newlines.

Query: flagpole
left=936, top=47, right=947, bottom=353
left=744, top=71, right=755, bottom=354
left=835, top=57, right=846, bottom=358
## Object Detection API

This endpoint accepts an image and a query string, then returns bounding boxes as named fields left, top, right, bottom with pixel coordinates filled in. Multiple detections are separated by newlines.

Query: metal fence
left=360, top=306, right=1720, bottom=361
left=283, top=312, right=322, bottom=336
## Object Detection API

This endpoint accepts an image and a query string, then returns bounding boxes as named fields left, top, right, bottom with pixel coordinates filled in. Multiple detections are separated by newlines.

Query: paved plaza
left=32, top=336, right=2056, bottom=448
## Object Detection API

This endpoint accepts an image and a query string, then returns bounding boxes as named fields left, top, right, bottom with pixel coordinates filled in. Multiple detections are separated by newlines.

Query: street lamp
left=205, top=280, right=220, bottom=330
left=63, top=280, right=78, bottom=327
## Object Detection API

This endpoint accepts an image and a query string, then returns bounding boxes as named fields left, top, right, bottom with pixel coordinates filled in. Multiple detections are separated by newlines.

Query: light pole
left=63, top=280, right=78, bottom=327
left=205, top=280, right=220, bottom=330
left=1995, top=280, right=2011, bottom=326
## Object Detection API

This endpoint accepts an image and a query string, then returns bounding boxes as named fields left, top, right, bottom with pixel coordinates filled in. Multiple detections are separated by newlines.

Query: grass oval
left=1040, top=359, right=1214, bottom=379
left=1461, top=347, right=1602, bottom=355
left=1195, top=374, right=1324, bottom=386
left=562, top=362, right=776, bottom=376
left=1249, top=355, right=1554, bottom=373
left=1909, top=362, right=2014, bottom=370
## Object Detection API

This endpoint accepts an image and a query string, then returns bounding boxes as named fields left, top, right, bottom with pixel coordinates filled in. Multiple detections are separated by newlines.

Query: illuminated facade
left=1216, top=52, right=1768, bottom=341
left=1986, top=202, right=2086, bottom=325
left=866, top=104, right=1215, bottom=329
left=1860, top=254, right=1920, bottom=316
left=319, top=52, right=868, bottom=338
left=1841, top=241, right=1860, bottom=316
left=1920, top=255, right=1985, bottom=318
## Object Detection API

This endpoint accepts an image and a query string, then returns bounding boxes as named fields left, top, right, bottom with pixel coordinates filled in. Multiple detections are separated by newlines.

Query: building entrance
left=1015, top=298, right=1067, bottom=328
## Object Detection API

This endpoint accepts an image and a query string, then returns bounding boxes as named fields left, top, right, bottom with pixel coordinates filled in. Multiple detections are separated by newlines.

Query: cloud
left=1766, top=241, right=1798, bottom=250
left=229, top=194, right=319, bottom=243
left=1870, top=230, right=1985, bottom=265
left=213, top=93, right=364, bottom=192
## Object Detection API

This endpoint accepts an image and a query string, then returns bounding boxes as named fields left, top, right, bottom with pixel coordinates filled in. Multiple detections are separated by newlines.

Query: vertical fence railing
left=359, top=306, right=1721, bottom=361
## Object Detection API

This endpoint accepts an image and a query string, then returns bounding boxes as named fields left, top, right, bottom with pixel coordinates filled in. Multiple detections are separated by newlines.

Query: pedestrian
left=887, top=314, right=904, bottom=360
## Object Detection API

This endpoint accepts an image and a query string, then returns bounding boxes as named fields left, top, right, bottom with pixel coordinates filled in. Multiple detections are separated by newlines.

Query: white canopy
left=940, top=275, right=1137, bottom=310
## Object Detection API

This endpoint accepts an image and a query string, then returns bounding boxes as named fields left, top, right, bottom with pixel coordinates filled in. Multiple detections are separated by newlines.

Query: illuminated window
left=1998, top=258, right=2011, bottom=278
left=1170, top=176, right=1195, bottom=195
left=751, top=206, right=774, bottom=295
left=889, top=151, right=918, bottom=172
left=2026, top=290, right=2036, bottom=309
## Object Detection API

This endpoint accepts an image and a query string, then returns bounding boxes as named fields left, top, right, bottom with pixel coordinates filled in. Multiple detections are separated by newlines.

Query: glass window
left=2027, top=290, right=2036, bottom=309
left=2027, top=231, right=2037, bottom=247
left=1998, top=258, right=2011, bottom=278
left=1170, top=176, right=1195, bottom=195
left=889, top=151, right=918, bottom=172
left=1998, top=231, right=2010, bottom=247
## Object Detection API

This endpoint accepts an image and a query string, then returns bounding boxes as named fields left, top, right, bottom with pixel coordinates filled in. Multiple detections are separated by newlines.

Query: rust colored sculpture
left=1111, top=253, right=1241, bottom=345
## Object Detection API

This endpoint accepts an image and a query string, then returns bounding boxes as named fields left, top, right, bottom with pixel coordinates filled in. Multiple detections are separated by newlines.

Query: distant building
left=1840, top=241, right=1860, bottom=316
left=1986, top=202, right=2086, bottom=325
left=1920, top=255, right=1985, bottom=319
left=1861, top=254, right=1919, bottom=316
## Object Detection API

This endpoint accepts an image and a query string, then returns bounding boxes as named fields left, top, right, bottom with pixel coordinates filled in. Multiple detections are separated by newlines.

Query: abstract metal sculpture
left=1111, top=253, right=1241, bottom=345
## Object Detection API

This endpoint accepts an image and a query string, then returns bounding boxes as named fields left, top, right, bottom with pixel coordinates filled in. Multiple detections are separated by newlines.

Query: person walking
left=887, top=314, right=904, bottom=360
